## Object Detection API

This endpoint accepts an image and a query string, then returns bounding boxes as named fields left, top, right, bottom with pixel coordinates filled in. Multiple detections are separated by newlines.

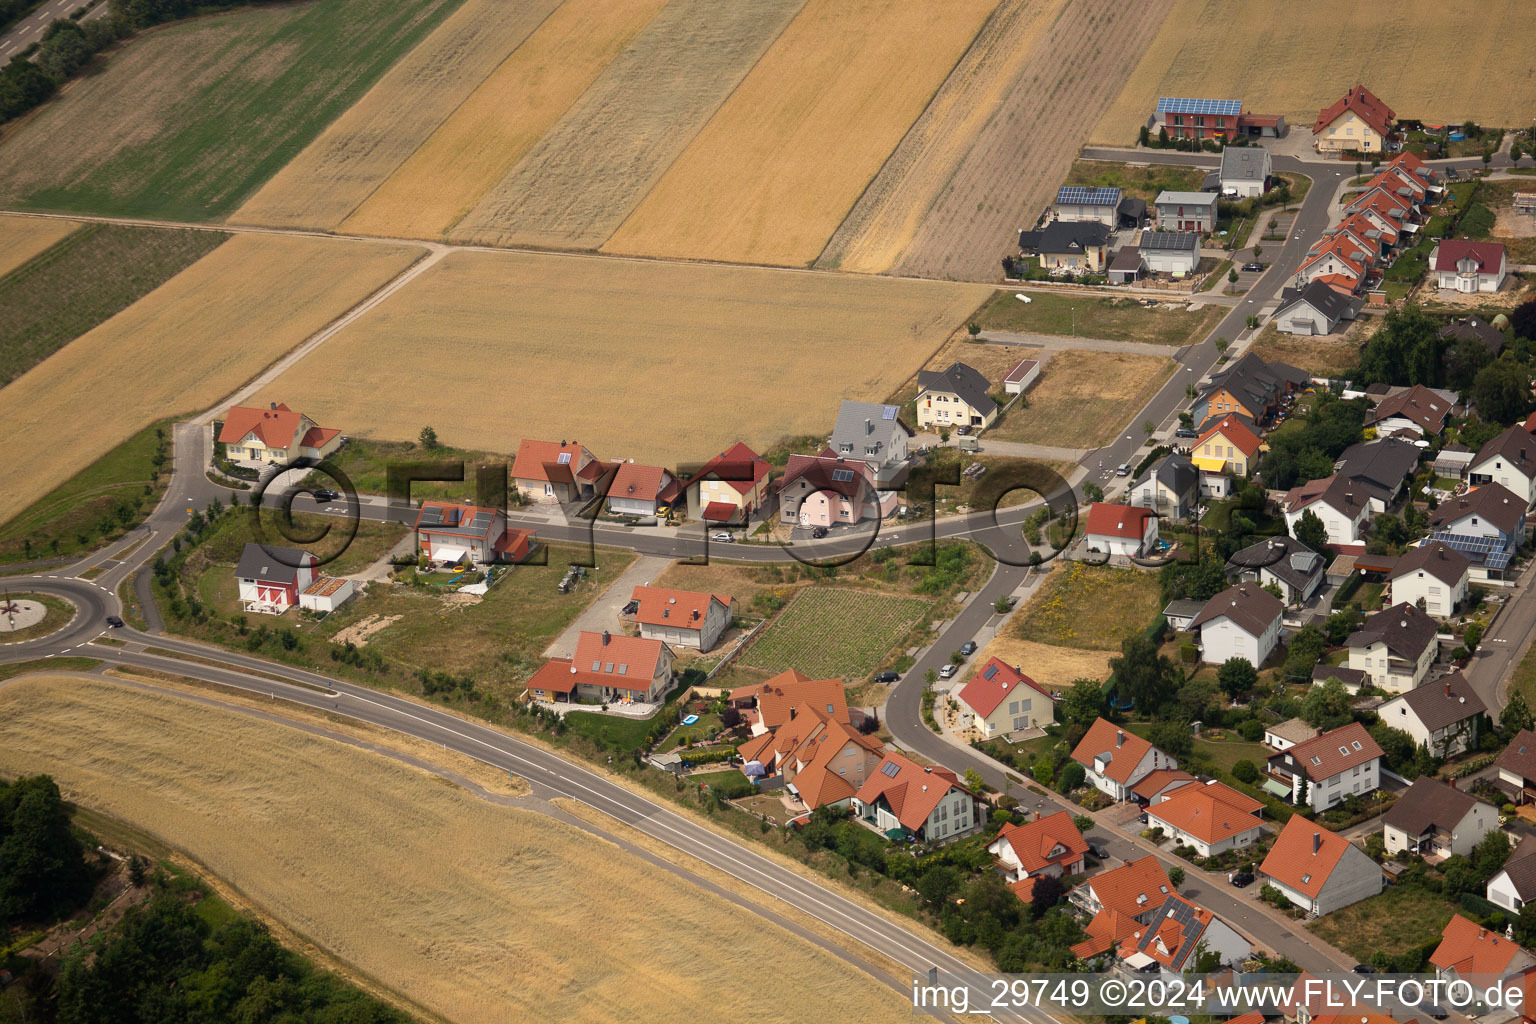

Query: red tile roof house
left=730, top=669, right=849, bottom=738
left=1143, top=780, right=1266, bottom=858
left=1312, top=84, right=1394, bottom=154
left=1431, top=914, right=1535, bottom=987
left=603, top=461, right=682, bottom=518
left=1265, top=721, right=1384, bottom=813
left=955, top=657, right=1055, bottom=738
left=1258, top=815, right=1382, bottom=916
left=986, top=809, right=1088, bottom=888
left=766, top=713, right=886, bottom=813
left=1130, top=768, right=1198, bottom=804
left=683, top=441, right=771, bottom=525
left=413, top=500, right=535, bottom=566
left=510, top=439, right=603, bottom=504
left=1113, top=892, right=1252, bottom=978
left=627, top=584, right=733, bottom=652
left=218, top=402, right=341, bottom=467
left=776, top=450, right=895, bottom=529
left=1083, top=502, right=1158, bottom=559
left=234, top=542, right=316, bottom=615
left=524, top=629, right=674, bottom=706
left=852, top=751, right=981, bottom=843
left=1432, top=240, right=1508, bottom=294
left=1070, top=717, right=1180, bottom=802
left=1067, top=855, right=1174, bottom=960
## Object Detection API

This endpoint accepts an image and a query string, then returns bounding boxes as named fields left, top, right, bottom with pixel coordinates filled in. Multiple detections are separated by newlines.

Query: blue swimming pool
left=681, top=714, right=699, bottom=726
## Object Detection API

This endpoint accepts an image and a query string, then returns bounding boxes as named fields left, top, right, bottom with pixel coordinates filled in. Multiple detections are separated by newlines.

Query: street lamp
left=1071, top=306, right=1076, bottom=337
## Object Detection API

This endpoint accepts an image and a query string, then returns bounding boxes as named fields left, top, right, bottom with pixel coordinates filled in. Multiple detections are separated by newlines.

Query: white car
left=711, top=532, right=735, bottom=543
left=939, top=664, right=958, bottom=679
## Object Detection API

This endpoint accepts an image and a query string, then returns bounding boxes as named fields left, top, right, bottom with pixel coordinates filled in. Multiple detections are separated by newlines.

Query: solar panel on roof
left=1157, top=97, right=1241, bottom=116
left=1055, top=186, right=1121, bottom=206
left=881, top=761, right=901, bottom=778
left=882, top=406, right=897, bottom=420
left=832, top=468, right=854, bottom=482
left=983, top=665, right=998, bottom=680
left=556, top=452, right=571, bottom=464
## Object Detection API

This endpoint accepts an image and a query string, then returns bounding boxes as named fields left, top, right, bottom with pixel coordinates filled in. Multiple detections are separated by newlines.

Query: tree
left=1373, top=513, right=1409, bottom=549
left=968, top=321, right=981, bottom=336
left=1483, top=149, right=1494, bottom=167
left=1227, top=268, right=1238, bottom=290
left=1083, top=481, right=1104, bottom=502
left=1217, top=657, right=1258, bottom=700
left=1143, top=418, right=1155, bottom=437
left=1474, top=828, right=1512, bottom=880
left=1214, top=336, right=1229, bottom=356
left=1055, top=761, right=1086, bottom=794
left=1292, top=508, right=1328, bottom=552
left=1253, top=245, right=1262, bottom=261
left=1168, top=866, right=1186, bottom=887
left=1513, top=142, right=1525, bottom=164
left=918, top=865, right=960, bottom=907
left=1109, top=635, right=1175, bottom=716
left=1232, top=759, right=1259, bottom=783
left=1149, top=720, right=1193, bottom=758
left=418, top=425, right=440, bottom=449
left=1059, top=678, right=1105, bottom=727
left=719, top=707, right=743, bottom=730
left=1139, top=124, right=1151, bottom=148
left=0, top=775, right=93, bottom=924
left=1358, top=304, right=1444, bottom=387
left=1512, top=299, right=1536, bottom=343
left=964, top=768, right=985, bottom=793
left=1464, top=622, right=1483, bottom=652
left=1300, top=677, right=1353, bottom=730
left=1283, top=624, right=1328, bottom=682
left=1471, top=358, right=1534, bottom=424
left=1158, top=126, right=1169, bottom=147
left=1501, top=691, right=1535, bottom=739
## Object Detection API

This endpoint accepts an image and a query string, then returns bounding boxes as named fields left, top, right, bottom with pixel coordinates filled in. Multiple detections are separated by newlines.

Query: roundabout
left=0, top=596, right=47, bottom=633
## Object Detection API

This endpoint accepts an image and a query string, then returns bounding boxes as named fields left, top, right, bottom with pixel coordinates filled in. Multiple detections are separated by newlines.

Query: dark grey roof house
left=1227, top=535, right=1324, bottom=605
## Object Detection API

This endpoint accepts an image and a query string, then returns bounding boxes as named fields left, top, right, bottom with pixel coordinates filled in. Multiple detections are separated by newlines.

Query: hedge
left=678, top=746, right=737, bottom=765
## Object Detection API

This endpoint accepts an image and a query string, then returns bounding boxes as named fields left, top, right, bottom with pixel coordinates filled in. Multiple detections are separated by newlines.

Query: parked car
left=1115, top=463, right=1131, bottom=477
left=1174, top=427, right=1198, bottom=438
left=1426, top=1006, right=1448, bottom=1020
left=1229, top=871, right=1255, bottom=888
left=1088, top=842, right=1109, bottom=859
left=312, top=487, right=340, bottom=502
left=959, top=640, right=977, bottom=656
left=1241, top=262, right=1263, bottom=273
left=938, top=664, right=958, bottom=679
left=1351, top=964, right=1377, bottom=975
left=810, top=526, right=828, bottom=539
left=874, top=670, right=900, bottom=683
left=711, top=531, right=735, bottom=543
left=955, top=424, right=972, bottom=436
left=105, top=615, right=125, bottom=628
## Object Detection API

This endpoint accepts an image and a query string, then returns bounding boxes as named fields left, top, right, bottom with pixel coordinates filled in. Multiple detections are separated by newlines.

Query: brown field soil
left=453, top=0, right=807, bottom=250
left=256, top=249, right=991, bottom=467
left=988, top=350, right=1175, bottom=448
left=974, top=633, right=1110, bottom=691
left=0, top=235, right=423, bottom=527
left=1247, top=321, right=1362, bottom=377
left=0, top=675, right=911, bottom=1024
left=1092, top=0, right=1536, bottom=145
left=0, top=215, right=80, bottom=276
left=602, top=0, right=998, bottom=267
left=822, top=0, right=1172, bottom=281
left=341, top=0, right=668, bottom=240
left=232, top=0, right=562, bottom=229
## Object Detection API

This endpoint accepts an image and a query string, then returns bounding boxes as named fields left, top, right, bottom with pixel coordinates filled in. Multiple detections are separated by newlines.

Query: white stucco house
left=1468, top=426, right=1536, bottom=508
left=1083, top=502, right=1158, bottom=558
left=1265, top=722, right=1383, bottom=813
left=1377, top=672, right=1486, bottom=760
left=1387, top=541, right=1470, bottom=618
left=1189, top=583, right=1283, bottom=668
left=1069, top=718, right=1179, bottom=802
left=1344, top=602, right=1438, bottom=694
left=1259, top=816, right=1384, bottom=916
left=1431, top=240, right=1507, bottom=294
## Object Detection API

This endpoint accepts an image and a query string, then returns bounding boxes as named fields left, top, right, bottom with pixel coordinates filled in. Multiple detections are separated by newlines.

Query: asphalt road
left=0, top=0, right=106, bottom=61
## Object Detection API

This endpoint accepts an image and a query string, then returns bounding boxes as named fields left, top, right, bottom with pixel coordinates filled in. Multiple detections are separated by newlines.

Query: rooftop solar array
left=880, top=761, right=901, bottom=778
left=1431, top=530, right=1504, bottom=561
left=881, top=405, right=898, bottom=420
left=1157, top=97, right=1241, bottom=116
left=1055, top=186, right=1122, bottom=206
left=832, top=468, right=855, bottom=482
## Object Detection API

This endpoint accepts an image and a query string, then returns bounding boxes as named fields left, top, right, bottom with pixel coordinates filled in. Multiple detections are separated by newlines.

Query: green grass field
left=0, top=224, right=230, bottom=386
left=974, top=289, right=1225, bottom=346
left=309, top=437, right=513, bottom=503
left=1064, top=159, right=1204, bottom=201
left=0, top=0, right=463, bottom=220
left=1014, top=562, right=1162, bottom=651
left=740, top=588, right=927, bottom=680
left=1307, top=885, right=1457, bottom=964
left=0, top=418, right=173, bottom=565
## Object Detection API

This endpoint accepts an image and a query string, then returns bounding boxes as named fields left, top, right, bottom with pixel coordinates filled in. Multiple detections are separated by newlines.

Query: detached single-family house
left=1003, top=357, right=1040, bottom=395
left=1441, top=316, right=1507, bottom=359
left=777, top=451, right=893, bottom=528
left=234, top=543, right=316, bottom=615
left=1017, top=220, right=1112, bottom=273
left=684, top=442, right=772, bottom=526
left=1312, top=84, right=1394, bottom=154
left=1191, top=414, right=1264, bottom=498
left=1344, top=602, right=1438, bottom=693
left=1336, top=438, right=1422, bottom=510
left=1131, top=768, right=1198, bottom=805
left=988, top=809, right=1087, bottom=898
left=1387, top=541, right=1470, bottom=618
left=1295, top=235, right=1371, bottom=289
left=524, top=630, right=675, bottom=705
left=1493, top=729, right=1536, bottom=807
left=829, top=401, right=912, bottom=487
left=734, top=671, right=862, bottom=783
left=1219, top=146, right=1270, bottom=197
left=1152, top=97, right=1241, bottom=141
left=1427, top=483, right=1527, bottom=580
left=1190, top=583, right=1283, bottom=668
left=1432, top=240, right=1508, bottom=294
left=1264, top=719, right=1318, bottom=752
left=1138, top=231, right=1200, bottom=275
left=1114, top=894, right=1252, bottom=977
left=1431, top=914, right=1536, bottom=986
left=1153, top=191, right=1218, bottom=233
left=1383, top=777, right=1497, bottom=859
left=1129, top=453, right=1199, bottom=520
left=1378, top=672, right=1486, bottom=760
left=1084, top=502, right=1159, bottom=558
left=1469, top=426, right=1536, bottom=508
left=1068, top=855, right=1174, bottom=960
left=1367, top=384, right=1452, bottom=438
left=413, top=501, right=534, bottom=566
left=1275, top=280, right=1362, bottom=337
left=1144, top=780, right=1266, bottom=858
left=1193, top=352, right=1308, bottom=426
left=956, top=658, right=1055, bottom=737
left=1282, top=475, right=1371, bottom=546
left=1259, top=815, right=1384, bottom=915
left=218, top=402, right=341, bottom=466
left=853, top=752, right=981, bottom=843
left=1266, top=722, right=1384, bottom=812
left=1162, top=598, right=1206, bottom=633
left=916, top=362, right=998, bottom=432
left=628, top=585, right=733, bottom=652
left=1226, top=535, right=1325, bottom=606
left=605, top=462, right=682, bottom=517
left=1487, top=852, right=1536, bottom=914
left=1053, top=185, right=1122, bottom=226
left=511, top=439, right=603, bottom=504
left=1070, top=718, right=1179, bottom=802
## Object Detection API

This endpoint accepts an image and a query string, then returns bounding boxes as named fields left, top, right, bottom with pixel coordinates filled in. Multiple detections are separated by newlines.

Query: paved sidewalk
left=542, top=554, right=671, bottom=658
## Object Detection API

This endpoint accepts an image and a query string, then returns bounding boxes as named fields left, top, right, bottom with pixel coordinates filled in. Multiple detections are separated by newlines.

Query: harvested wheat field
left=989, top=349, right=1175, bottom=449
left=976, top=634, right=1110, bottom=691
left=341, top=0, right=668, bottom=240
left=0, top=215, right=80, bottom=277
left=603, top=0, right=998, bottom=267
left=453, top=0, right=807, bottom=250
left=258, top=250, right=991, bottom=465
left=1093, top=0, right=1536, bottom=146
left=820, top=0, right=1171, bottom=280
left=0, top=235, right=423, bottom=527
left=233, top=0, right=563, bottom=229
left=0, top=675, right=911, bottom=1024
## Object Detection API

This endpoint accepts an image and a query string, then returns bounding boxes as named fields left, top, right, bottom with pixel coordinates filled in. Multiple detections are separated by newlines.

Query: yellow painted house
left=1191, top=414, right=1264, bottom=498
left=218, top=403, right=341, bottom=466
left=916, top=361, right=999, bottom=432
left=1312, top=85, right=1394, bottom=155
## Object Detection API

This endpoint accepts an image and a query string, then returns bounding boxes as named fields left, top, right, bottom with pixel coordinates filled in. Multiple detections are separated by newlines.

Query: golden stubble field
left=0, top=215, right=80, bottom=276
left=602, top=0, right=998, bottom=267
left=0, top=234, right=423, bottom=527
left=232, top=0, right=563, bottom=229
left=0, top=675, right=912, bottom=1024
left=258, top=250, right=992, bottom=465
left=1093, top=0, right=1536, bottom=145
left=989, top=349, right=1176, bottom=449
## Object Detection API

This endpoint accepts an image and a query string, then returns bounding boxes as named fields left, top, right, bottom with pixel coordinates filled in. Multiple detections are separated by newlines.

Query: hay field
left=340, top=0, right=669, bottom=240
left=989, top=350, right=1176, bottom=449
left=819, top=0, right=1171, bottom=280
left=258, top=250, right=991, bottom=465
left=0, top=235, right=423, bottom=527
left=0, top=675, right=912, bottom=1024
left=1093, top=0, right=1536, bottom=146
left=976, top=633, right=1110, bottom=691
left=232, top=0, right=563, bottom=229
left=602, top=0, right=998, bottom=267
left=452, top=0, right=807, bottom=250
left=0, top=215, right=79, bottom=277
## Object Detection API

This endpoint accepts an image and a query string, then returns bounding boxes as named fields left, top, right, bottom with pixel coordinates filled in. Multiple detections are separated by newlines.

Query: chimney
left=1312, top=832, right=1321, bottom=854
left=601, top=630, right=610, bottom=646
left=1117, top=730, right=1125, bottom=748
left=789, top=706, right=796, bottom=720
left=1445, top=680, right=1452, bottom=697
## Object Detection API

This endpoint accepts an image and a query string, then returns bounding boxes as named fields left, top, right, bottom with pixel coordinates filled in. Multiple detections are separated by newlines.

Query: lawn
left=1511, top=641, right=1536, bottom=707
left=310, top=436, right=514, bottom=503
left=0, top=224, right=230, bottom=387
left=739, top=588, right=928, bottom=680
left=974, top=289, right=1226, bottom=346
left=1308, top=885, right=1457, bottom=964
left=1014, top=562, right=1162, bottom=652
left=656, top=712, right=724, bottom=752
left=1063, top=159, right=1204, bottom=201
left=987, top=349, right=1177, bottom=449
left=0, top=0, right=465, bottom=220
left=0, top=418, right=173, bottom=565
left=1188, top=734, right=1269, bottom=773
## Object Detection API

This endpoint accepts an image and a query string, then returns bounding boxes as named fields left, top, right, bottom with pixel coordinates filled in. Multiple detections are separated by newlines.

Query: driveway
left=541, top=553, right=671, bottom=658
